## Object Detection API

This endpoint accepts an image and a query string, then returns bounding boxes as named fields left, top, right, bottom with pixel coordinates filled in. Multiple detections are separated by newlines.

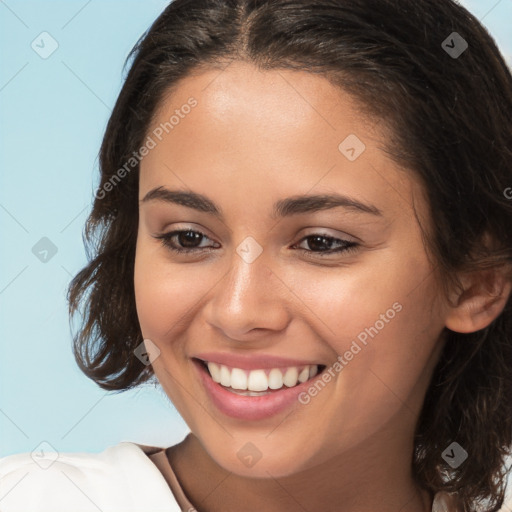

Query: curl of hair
left=67, top=0, right=512, bottom=509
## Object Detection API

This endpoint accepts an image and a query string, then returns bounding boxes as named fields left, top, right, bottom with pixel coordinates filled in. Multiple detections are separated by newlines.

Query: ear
left=444, top=265, right=512, bottom=333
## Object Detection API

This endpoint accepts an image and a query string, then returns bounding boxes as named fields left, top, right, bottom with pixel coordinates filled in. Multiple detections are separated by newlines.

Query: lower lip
left=194, top=359, right=321, bottom=421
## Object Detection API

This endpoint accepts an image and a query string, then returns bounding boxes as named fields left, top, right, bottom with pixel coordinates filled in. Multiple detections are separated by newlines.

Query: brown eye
left=154, top=230, right=219, bottom=253
left=175, top=230, right=203, bottom=248
left=293, top=234, right=359, bottom=256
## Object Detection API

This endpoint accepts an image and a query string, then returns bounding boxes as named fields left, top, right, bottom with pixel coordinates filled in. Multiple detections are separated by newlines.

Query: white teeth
left=247, top=370, right=268, bottom=391
left=220, top=365, right=231, bottom=387
left=204, top=362, right=320, bottom=392
left=230, top=368, right=248, bottom=390
left=298, top=367, right=309, bottom=383
left=207, top=362, right=221, bottom=383
left=268, top=368, right=283, bottom=389
left=283, top=367, right=299, bottom=387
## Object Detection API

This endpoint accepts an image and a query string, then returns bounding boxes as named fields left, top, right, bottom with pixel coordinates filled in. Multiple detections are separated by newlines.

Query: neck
left=167, top=419, right=433, bottom=512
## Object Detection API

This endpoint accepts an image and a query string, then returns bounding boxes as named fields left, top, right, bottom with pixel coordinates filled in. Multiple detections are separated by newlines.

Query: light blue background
left=1, top=0, right=511, bottom=458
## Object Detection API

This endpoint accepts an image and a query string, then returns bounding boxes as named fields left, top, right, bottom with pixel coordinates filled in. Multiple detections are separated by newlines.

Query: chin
left=200, top=433, right=320, bottom=479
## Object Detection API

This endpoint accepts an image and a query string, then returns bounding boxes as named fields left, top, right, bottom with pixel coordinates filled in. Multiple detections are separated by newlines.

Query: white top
left=0, top=441, right=458, bottom=511
left=0, top=442, right=181, bottom=512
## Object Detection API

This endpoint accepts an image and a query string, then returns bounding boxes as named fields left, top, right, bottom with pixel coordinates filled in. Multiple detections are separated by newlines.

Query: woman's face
left=134, top=61, right=449, bottom=478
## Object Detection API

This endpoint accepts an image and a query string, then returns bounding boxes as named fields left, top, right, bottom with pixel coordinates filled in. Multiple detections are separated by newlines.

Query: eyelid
left=156, top=225, right=357, bottom=245
left=157, top=222, right=215, bottom=239
left=297, top=227, right=359, bottom=243
left=293, top=232, right=359, bottom=255
left=154, top=225, right=361, bottom=259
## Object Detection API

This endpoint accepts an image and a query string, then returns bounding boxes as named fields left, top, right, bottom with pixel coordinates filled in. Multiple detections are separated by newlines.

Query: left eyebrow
left=140, top=186, right=383, bottom=220
left=272, top=193, right=383, bottom=218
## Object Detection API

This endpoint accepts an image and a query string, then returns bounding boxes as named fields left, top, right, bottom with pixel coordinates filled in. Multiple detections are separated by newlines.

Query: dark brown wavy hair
left=67, top=0, right=512, bottom=510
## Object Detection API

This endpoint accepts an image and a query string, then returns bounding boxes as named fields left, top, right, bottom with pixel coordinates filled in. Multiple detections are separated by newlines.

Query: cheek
left=313, top=250, right=438, bottom=351
left=133, top=244, right=191, bottom=340
left=133, top=246, right=202, bottom=420
left=290, top=253, right=442, bottom=418
left=285, top=254, right=407, bottom=348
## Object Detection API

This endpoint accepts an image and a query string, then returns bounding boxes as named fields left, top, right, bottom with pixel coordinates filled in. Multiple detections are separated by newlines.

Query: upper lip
left=194, top=352, right=324, bottom=370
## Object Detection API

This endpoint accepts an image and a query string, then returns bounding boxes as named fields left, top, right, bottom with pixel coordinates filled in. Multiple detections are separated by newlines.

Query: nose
left=204, top=245, right=291, bottom=341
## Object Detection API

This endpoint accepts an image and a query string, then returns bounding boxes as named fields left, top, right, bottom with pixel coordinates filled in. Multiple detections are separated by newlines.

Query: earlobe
left=444, top=268, right=512, bottom=334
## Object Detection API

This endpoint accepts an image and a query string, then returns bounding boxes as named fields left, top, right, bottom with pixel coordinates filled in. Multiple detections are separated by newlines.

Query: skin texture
left=133, top=62, right=511, bottom=512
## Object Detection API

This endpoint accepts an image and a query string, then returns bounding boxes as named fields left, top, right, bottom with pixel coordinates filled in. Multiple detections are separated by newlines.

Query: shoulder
left=0, top=442, right=181, bottom=512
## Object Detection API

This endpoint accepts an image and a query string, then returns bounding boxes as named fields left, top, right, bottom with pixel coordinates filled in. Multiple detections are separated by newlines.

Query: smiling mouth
left=196, top=359, right=327, bottom=396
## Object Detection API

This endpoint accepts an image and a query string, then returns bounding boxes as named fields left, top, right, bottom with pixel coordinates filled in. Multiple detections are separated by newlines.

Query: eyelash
left=153, top=229, right=359, bottom=257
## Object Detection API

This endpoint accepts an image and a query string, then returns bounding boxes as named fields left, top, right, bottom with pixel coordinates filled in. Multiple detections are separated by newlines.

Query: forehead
left=140, top=61, right=426, bottom=225
left=148, top=61, right=373, bottom=151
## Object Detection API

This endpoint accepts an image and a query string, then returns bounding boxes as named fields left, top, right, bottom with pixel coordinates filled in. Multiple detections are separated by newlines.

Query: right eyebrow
left=141, top=187, right=223, bottom=217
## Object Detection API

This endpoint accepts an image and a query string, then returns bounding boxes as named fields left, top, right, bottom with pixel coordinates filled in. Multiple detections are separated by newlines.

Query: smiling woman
left=2, top=0, right=512, bottom=511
